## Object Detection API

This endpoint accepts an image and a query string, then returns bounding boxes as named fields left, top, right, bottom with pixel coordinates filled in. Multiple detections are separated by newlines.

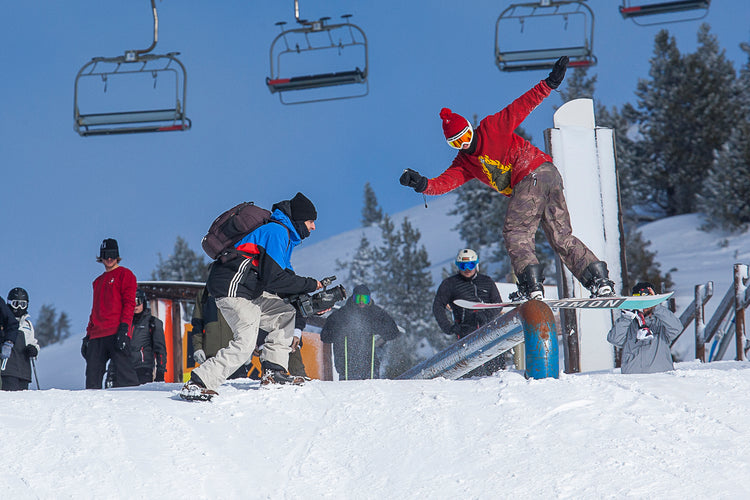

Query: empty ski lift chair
left=73, top=0, right=190, bottom=137
left=495, top=0, right=596, bottom=73
left=619, top=0, right=710, bottom=25
left=267, top=0, right=368, bottom=104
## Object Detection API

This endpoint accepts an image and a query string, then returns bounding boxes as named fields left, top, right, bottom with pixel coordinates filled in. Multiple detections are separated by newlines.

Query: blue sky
left=1, top=0, right=748, bottom=333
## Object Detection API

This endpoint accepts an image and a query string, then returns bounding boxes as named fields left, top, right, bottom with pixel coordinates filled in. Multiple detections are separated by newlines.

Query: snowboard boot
left=510, top=264, right=545, bottom=301
left=581, top=261, right=616, bottom=298
left=260, top=361, right=306, bottom=387
left=179, top=373, right=218, bottom=401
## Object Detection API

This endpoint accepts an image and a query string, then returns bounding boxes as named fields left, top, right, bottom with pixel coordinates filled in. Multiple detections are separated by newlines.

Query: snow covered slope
left=7, top=362, right=750, bottom=498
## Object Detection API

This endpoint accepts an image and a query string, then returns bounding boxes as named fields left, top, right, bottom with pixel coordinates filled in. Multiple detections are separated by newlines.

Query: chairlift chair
left=619, top=0, right=710, bottom=26
left=73, top=0, right=191, bottom=136
left=495, top=0, right=596, bottom=73
left=267, top=1, right=368, bottom=105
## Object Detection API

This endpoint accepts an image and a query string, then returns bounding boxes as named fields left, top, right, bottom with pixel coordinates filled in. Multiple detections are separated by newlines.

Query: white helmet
left=455, top=248, right=479, bottom=271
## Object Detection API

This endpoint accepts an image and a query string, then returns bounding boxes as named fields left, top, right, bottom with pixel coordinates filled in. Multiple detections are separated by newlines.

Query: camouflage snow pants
left=502, top=162, right=599, bottom=282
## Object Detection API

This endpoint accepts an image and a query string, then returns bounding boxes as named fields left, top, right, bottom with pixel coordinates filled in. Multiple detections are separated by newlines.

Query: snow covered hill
left=15, top=207, right=750, bottom=498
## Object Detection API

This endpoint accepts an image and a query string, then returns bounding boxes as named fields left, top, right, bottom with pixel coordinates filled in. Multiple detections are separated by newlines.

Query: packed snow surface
left=5, top=361, right=750, bottom=498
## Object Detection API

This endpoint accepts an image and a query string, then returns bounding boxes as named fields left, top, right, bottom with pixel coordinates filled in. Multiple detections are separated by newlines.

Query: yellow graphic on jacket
left=479, top=155, right=513, bottom=195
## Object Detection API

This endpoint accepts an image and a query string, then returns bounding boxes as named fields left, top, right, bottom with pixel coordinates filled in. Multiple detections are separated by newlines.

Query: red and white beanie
left=440, top=107, right=470, bottom=140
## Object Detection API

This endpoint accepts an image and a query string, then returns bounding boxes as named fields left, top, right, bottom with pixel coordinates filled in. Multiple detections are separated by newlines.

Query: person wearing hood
left=2, top=288, right=35, bottom=391
left=320, top=284, right=400, bottom=380
left=128, top=288, right=167, bottom=385
left=181, top=193, right=323, bottom=399
left=398, top=56, right=616, bottom=303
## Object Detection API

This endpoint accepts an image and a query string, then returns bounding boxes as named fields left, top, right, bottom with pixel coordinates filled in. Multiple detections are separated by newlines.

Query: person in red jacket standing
left=399, top=56, right=616, bottom=301
left=82, top=238, right=139, bottom=388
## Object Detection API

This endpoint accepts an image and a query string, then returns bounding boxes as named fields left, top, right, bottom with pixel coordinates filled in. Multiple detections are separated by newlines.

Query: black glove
left=399, top=168, right=428, bottom=193
left=114, top=323, right=130, bottom=352
left=81, top=336, right=89, bottom=359
left=154, top=370, right=165, bottom=382
left=545, top=56, right=569, bottom=89
left=24, top=345, right=39, bottom=358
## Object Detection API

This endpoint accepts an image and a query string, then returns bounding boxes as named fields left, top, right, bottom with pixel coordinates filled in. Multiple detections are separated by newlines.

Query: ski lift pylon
left=619, top=0, right=710, bottom=26
left=73, top=0, right=191, bottom=136
left=495, top=0, right=596, bottom=73
left=266, top=0, right=368, bottom=105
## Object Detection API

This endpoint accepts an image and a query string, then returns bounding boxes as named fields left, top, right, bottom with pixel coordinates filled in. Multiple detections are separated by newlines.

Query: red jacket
left=86, top=266, right=137, bottom=339
left=424, top=80, right=553, bottom=197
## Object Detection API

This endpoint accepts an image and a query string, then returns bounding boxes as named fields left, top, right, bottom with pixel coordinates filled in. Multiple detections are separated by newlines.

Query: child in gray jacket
left=607, top=282, right=683, bottom=374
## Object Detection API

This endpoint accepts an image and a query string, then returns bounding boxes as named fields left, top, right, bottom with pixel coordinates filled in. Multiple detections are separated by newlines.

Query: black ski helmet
left=135, top=288, right=148, bottom=309
left=7, top=287, right=29, bottom=317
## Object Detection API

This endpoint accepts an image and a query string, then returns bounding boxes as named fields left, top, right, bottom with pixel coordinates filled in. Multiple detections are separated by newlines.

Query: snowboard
left=454, top=291, right=673, bottom=311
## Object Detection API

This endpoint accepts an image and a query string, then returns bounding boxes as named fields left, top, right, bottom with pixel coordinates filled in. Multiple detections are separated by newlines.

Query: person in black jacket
left=128, top=289, right=167, bottom=384
left=1, top=290, right=29, bottom=390
left=433, top=249, right=504, bottom=339
left=181, top=193, right=323, bottom=400
left=321, top=284, right=399, bottom=380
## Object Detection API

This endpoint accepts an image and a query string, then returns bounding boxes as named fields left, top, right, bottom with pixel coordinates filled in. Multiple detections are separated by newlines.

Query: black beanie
left=99, top=238, right=120, bottom=260
left=290, top=192, right=317, bottom=222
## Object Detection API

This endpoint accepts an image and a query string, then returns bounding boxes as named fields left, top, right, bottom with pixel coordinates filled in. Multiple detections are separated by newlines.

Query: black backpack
left=201, top=202, right=271, bottom=260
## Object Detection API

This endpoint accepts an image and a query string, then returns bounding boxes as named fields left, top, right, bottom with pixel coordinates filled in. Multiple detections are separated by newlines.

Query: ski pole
left=370, top=336, right=375, bottom=379
left=31, top=357, right=41, bottom=390
left=344, top=336, right=348, bottom=381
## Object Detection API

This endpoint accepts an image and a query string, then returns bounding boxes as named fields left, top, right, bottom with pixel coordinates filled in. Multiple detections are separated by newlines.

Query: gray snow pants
left=191, top=292, right=296, bottom=391
left=502, top=162, right=599, bottom=282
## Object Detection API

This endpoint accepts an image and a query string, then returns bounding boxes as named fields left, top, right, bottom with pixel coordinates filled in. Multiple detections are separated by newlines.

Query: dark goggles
left=456, top=260, right=477, bottom=271
left=354, top=294, right=371, bottom=305
left=9, top=300, right=28, bottom=309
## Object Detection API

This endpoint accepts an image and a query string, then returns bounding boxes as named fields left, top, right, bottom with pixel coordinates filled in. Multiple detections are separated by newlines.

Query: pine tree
left=34, top=304, right=60, bottom=347
left=374, top=217, right=438, bottom=378
left=151, top=236, right=209, bottom=282
left=557, top=65, right=597, bottom=103
left=336, top=233, right=377, bottom=288
left=56, top=311, right=71, bottom=342
left=361, top=182, right=383, bottom=227
left=696, top=43, right=750, bottom=230
left=633, top=25, right=738, bottom=215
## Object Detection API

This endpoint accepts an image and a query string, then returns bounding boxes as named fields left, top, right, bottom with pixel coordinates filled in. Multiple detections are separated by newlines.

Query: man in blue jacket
left=181, top=193, right=322, bottom=400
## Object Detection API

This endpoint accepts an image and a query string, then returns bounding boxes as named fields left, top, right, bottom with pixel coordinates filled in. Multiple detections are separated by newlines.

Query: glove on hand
left=193, top=349, right=207, bottom=364
left=635, top=312, right=653, bottom=341
left=399, top=169, right=428, bottom=193
left=81, top=336, right=89, bottom=359
left=621, top=310, right=638, bottom=321
left=545, top=56, right=569, bottom=89
left=0, top=341, right=13, bottom=360
left=114, top=323, right=130, bottom=352
left=24, top=345, right=39, bottom=358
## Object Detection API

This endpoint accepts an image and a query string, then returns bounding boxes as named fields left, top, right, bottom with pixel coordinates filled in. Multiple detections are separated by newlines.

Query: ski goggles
left=456, top=260, right=477, bottom=271
left=135, top=296, right=144, bottom=306
left=446, top=124, right=473, bottom=150
left=9, top=300, right=28, bottom=309
left=354, top=294, right=371, bottom=305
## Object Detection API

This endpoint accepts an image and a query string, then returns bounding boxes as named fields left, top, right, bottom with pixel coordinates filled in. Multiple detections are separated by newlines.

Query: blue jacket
left=207, top=207, right=318, bottom=300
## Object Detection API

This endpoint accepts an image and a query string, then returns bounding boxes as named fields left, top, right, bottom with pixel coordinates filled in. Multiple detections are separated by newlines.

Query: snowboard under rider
left=399, top=56, right=616, bottom=300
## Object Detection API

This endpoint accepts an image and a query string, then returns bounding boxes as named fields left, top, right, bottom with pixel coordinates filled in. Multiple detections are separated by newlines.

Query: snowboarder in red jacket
left=399, top=56, right=615, bottom=301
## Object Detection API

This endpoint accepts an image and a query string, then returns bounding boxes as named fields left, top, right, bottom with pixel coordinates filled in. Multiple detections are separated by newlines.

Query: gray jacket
left=607, top=304, right=683, bottom=374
